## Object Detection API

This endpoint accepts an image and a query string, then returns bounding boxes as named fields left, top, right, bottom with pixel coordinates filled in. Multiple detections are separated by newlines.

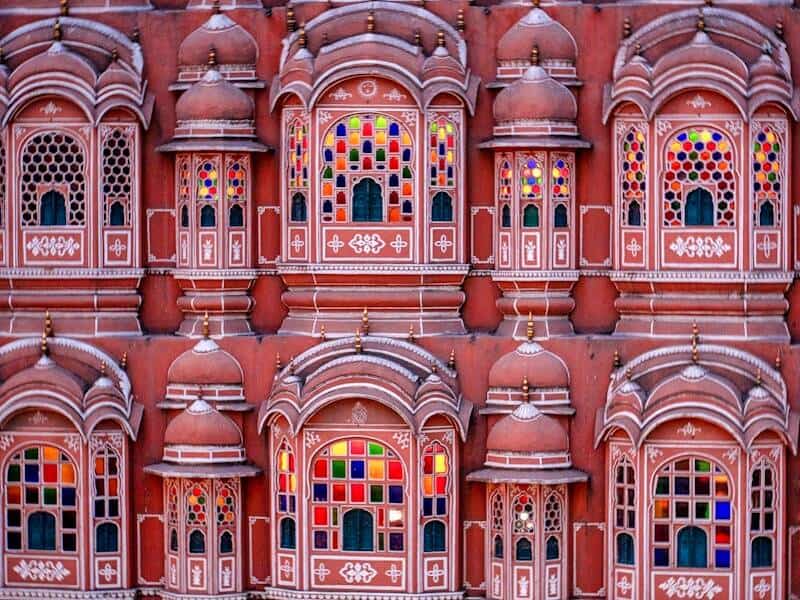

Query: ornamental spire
left=526, top=312, right=535, bottom=342
left=202, top=311, right=210, bottom=338
left=361, top=307, right=370, bottom=335
left=207, top=46, right=217, bottom=68
left=691, top=322, right=700, bottom=363
left=522, top=375, right=530, bottom=402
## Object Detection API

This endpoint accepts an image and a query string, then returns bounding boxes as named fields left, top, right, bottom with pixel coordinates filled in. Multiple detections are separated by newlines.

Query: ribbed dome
left=653, top=31, right=747, bottom=82
left=488, top=341, right=569, bottom=389
left=486, top=402, right=569, bottom=454
left=493, top=65, right=576, bottom=123
left=9, top=42, right=97, bottom=89
left=167, top=337, right=243, bottom=386
left=175, top=67, right=253, bottom=122
left=178, top=12, right=258, bottom=67
left=164, top=399, right=242, bottom=446
left=497, top=8, right=576, bottom=64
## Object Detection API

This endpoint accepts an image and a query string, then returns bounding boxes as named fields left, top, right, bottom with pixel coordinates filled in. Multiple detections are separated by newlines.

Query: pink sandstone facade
left=0, top=1, right=798, bottom=599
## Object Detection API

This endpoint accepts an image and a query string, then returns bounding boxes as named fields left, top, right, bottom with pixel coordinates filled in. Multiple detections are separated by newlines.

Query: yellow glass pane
left=719, top=142, right=729, bottom=152
left=767, top=132, right=776, bottom=143
left=368, top=460, right=385, bottom=480
left=376, top=131, right=386, bottom=145
left=349, top=132, right=360, bottom=145
left=188, top=495, right=197, bottom=505
left=532, top=168, right=541, bottom=178
left=654, top=499, right=669, bottom=518
left=438, top=127, right=446, bottom=140
left=700, top=130, right=712, bottom=142
left=423, top=475, right=433, bottom=495
left=209, top=170, right=217, bottom=179
left=756, top=152, right=766, bottom=162
left=325, top=132, right=334, bottom=147
left=670, top=142, right=681, bottom=152
left=637, top=132, right=645, bottom=142
left=434, top=454, right=447, bottom=474
left=290, top=474, right=297, bottom=492
left=446, top=150, right=454, bottom=164
left=95, top=457, right=105, bottom=476
left=522, top=184, right=532, bottom=195
left=61, top=463, right=75, bottom=484
left=43, top=446, right=59, bottom=462
left=279, top=451, right=289, bottom=472
left=552, top=167, right=561, bottom=178
left=446, top=123, right=454, bottom=133
left=331, top=441, right=348, bottom=456
left=402, top=132, right=412, bottom=146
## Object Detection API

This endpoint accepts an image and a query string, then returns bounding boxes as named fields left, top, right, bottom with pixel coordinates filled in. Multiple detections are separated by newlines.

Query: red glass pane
left=314, top=459, right=328, bottom=478
left=279, top=473, right=288, bottom=492
left=435, top=476, right=446, bottom=494
left=351, top=484, right=365, bottom=503
left=423, top=455, right=433, bottom=475
left=314, top=506, right=327, bottom=526
left=333, top=484, right=346, bottom=502
left=363, top=122, right=373, bottom=137
left=388, top=461, right=403, bottom=480
left=390, top=140, right=400, bottom=153
left=43, top=464, right=57, bottom=483
left=332, top=530, right=339, bottom=549
left=288, top=453, right=295, bottom=471
left=362, top=157, right=373, bottom=170
left=378, top=508, right=385, bottom=527
left=389, top=157, right=399, bottom=170
left=336, top=140, right=346, bottom=153
left=350, top=440, right=365, bottom=455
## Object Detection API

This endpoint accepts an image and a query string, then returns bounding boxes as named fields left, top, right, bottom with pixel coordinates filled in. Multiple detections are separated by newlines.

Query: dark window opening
left=431, top=192, right=453, bottom=222
left=759, top=201, right=775, bottom=227
left=200, top=205, right=216, bottom=228
left=515, top=538, right=532, bottom=561
left=279, top=517, right=296, bottom=550
left=169, top=528, right=178, bottom=552
left=546, top=536, right=560, bottom=560
left=627, top=200, right=642, bottom=226
left=180, top=205, right=189, bottom=228
left=677, top=526, right=707, bottom=568
left=229, top=204, right=244, bottom=227
left=291, top=192, right=307, bottom=222
left=554, top=204, right=568, bottom=228
left=28, top=512, right=56, bottom=551
left=220, top=531, right=234, bottom=554
left=352, top=178, right=383, bottom=222
left=685, top=188, right=714, bottom=226
left=96, top=522, right=118, bottom=553
left=501, top=205, right=511, bottom=228
left=40, top=191, right=67, bottom=226
left=616, top=532, right=634, bottom=565
left=109, top=201, right=125, bottom=226
left=189, top=530, right=205, bottom=554
left=523, top=204, right=539, bottom=228
left=493, top=534, right=504, bottom=559
left=423, top=520, right=446, bottom=552
left=342, top=509, right=374, bottom=551
left=751, top=536, right=772, bottom=568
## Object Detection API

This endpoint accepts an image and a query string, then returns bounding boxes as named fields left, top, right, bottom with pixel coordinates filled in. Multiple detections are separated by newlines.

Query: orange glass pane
left=401, top=133, right=412, bottom=146
left=423, top=475, right=433, bottom=495
left=43, top=446, right=59, bottom=462
left=368, top=460, right=384, bottom=480
left=289, top=474, right=297, bottom=492
left=654, top=499, right=669, bottom=519
left=95, top=457, right=105, bottom=476
left=7, top=485, right=20, bottom=504
left=389, top=207, right=401, bottom=222
left=402, top=183, right=412, bottom=196
left=336, top=208, right=346, bottom=221
left=349, top=132, right=360, bottom=146
left=109, top=478, right=118, bottom=497
left=376, top=131, right=386, bottom=145
left=61, top=463, right=75, bottom=484
left=336, top=157, right=346, bottom=171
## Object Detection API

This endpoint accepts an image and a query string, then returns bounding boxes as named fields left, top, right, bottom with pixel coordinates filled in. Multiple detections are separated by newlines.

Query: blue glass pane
left=388, top=485, right=403, bottom=504
left=654, top=548, right=669, bottom=566
left=314, top=531, right=327, bottom=549
left=389, top=174, right=399, bottom=187
left=715, top=501, right=731, bottom=520
left=289, top=496, right=296, bottom=513
left=278, top=495, right=287, bottom=512
left=336, top=124, right=347, bottom=136
left=313, top=484, right=327, bottom=502
left=389, top=123, right=400, bottom=136
left=389, top=532, right=404, bottom=551
left=62, top=487, right=76, bottom=507
left=715, top=548, right=730, bottom=568
left=24, top=465, right=39, bottom=483
left=363, top=141, right=373, bottom=153
left=436, top=497, right=447, bottom=515
left=336, top=175, right=346, bottom=188
left=324, top=149, right=333, bottom=161
left=402, top=149, right=411, bottom=162
left=422, top=498, right=433, bottom=516
left=350, top=460, right=365, bottom=479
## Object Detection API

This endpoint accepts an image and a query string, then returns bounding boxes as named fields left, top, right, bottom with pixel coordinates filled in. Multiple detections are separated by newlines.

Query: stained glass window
left=215, top=481, right=236, bottom=555
left=101, top=127, right=132, bottom=227
left=753, top=125, right=782, bottom=227
left=226, top=157, right=247, bottom=228
left=543, top=492, right=562, bottom=562
left=652, top=457, right=731, bottom=569
left=490, top=490, right=504, bottom=559
left=178, top=157, right=191, bottom=230
left=288, top=118, right=309, bottom=189
left=421, top=442, right=448, bottom=518
left=310, top=438, right=405, bottom=552
left=551, top=154, right=571, bottom=228
left=5, top=445, right=78, bottom=552
left=321, top=114, right=414, bottom=223
left=620, top=126, right=646, bottom=226
left=93, top=446, right=120, bottom=553
left=749, top=461, right=775, bottom=568
left=614, top=458, right=635, bottom=565
left=197, top=159, right=219, bottom=204
left=663, top=128, right=735, bottom=227
left=276, top=441, right=296, bottom=515
left=429, top=117, right=456, bottom=188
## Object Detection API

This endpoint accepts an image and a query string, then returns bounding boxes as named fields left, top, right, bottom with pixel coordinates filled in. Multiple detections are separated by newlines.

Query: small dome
left=175, top=67, right=253, bottom=122
left=749, top=50, right=785, bottom=82
left=97, top=57, right=139, bottom=89
left=653, top=31, right=747, bottom=83
left=493, top=65, right=576, bottom=123
left=178, top=12, right=258, bottom=67
left=9, top=42, right=97, bottom=90
left=497, top=8, right=576, bottom=64
left=486, top=402, right=569, bottom=454
left=488, top=341, right=569, bottom=389
left=167, top=337, right=243, bottom=386
left=0, top=354, right=85, bottom=400
left=164, top=399, right=242, bottom=446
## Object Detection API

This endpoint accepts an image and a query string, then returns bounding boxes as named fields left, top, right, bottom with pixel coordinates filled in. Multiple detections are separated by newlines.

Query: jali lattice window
left=20, top=131, right=86, bottom=226
left=543, top=491, right=562, bottom=560
left=287, top=117, right=309, bottom=223
left=752, top=125, right=783, bottom=227
left=512, top=492, right=535, bottom=561
left=310, top=438, right=405, bottom=552
left=321, top=114, right=414, bottom=223
left=92, top=446, right=121, bottom=553
left=186, top=481, right=208, bottom=553
left=663, top=128, right=735, bottom=227
left=491, top=490, right=504, bottom=559
left=225, top=157, right=247, bottom=228
left=520, top=154, right=543, bottom=228
left=428, top=115, right=456, bottom=223
left=5, top=445, right=78, bottom=552
left=215, top=481, right=236, bottom=554
left=749, top=461, right=775, bottom=568
left=101, top=127, right=132, bottom=226
left=620, top=126, right=646, bottom=226
left=197, top=158, right=220, bottom=228
left=551, top=154, right=571, bottom=228
left=652, top=457, right=731, bottom=569
left=614, top=458, right=635, bottom=565
left=498, top=157, right=512, bottom=229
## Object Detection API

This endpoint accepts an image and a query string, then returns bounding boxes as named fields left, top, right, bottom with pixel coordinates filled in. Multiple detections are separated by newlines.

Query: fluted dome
left=493, top=65, right=576, bottom=123
left=9, top=42, right=97, bottom=90
left=167, top=337, right=243, bottom=386
left=652, top=31, right=747, bottom=83
left=488, top=341, right=569, bottom=389
left=486, top=402, right=569, bottom=455
left=175, top=67, right=253, bottom=123
left=178, top=12, right=258, bottom=68
left=497, top=7, right=576, bottom=64
left=164, top=399, right=242, bottom=447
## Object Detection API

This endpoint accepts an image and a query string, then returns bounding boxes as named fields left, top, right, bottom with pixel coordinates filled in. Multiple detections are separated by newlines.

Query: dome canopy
left=488, top=340, right=570, bottom=390
left=167, top=337, right=243, bottom=387
left=175, top=67, right=253, bottom=123
left=164, top=399, right=242, bottom=447
left=178, top=12, right=258, bottom=68
left=486, top=402, right=569, bottom=455
left=498, top=7, right=576, bottom=65
left=9, top=41, right=97, bottom=90
left=493, top=65, right=576, bottom=124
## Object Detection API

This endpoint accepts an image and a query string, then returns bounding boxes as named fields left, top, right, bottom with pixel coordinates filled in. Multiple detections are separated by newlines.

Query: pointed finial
left=448, top=348, right=456, bottom=370
left=775, top=20, right=784, bottom=39
left=298, top=23, right=307, bottom=49
left=756, top=368, right=762, bottom=386
left=40, top=332, right=49, bottom=356
left=407, top=324, right=416, bottom=344
left=287, top=6, right=297, bottom=32
left=275, top=352, right=282, bottom=370
left=120, top=352, right=128, bottom=371
left=530, top=44, right=540, bottom=66
left=110, top=47, right=119, bottom=62
left=212, top=0, right=221, bottom=14
left=207, top=47, right=217, bottom=68
left=319, top=324, right=327, bottom=342
left=202, top=311, right=210, bottom=338
left=623, top=17, right=632, bottom=38
left=100, top=361, right=107, bottom=377
left=613, top=349, right=621, bottom=369
left=289, top=357, right=296, bottom=376
left=775, top=351, right=782, bottom=371
left=361, top=307, right=369, bottom=336
left=354, top=328, right=363, bottom=353
left=625, top=367, right=633, bottom=381
left=697, top=11, right=706, bottom=33
left=691, top=321, right=700, bottom=363
left=456, top=8, right=465, bottom=33
left=60, top=0, right=69, bottom=16
left=44, top=310, right=53, bottom=338
left=367, top=10, right=375, bottom=33
left=521, top=375, right=530, bottom=401
left=414, top=30, right=422, bottom=47
left=53, top=20, right=62, bottom=42
left=431, top=361, right=438, bottom=374
left=634, top=42, right=642, bottom=56
left=436, top=30, right=446, bottom=48
left=526, top=312, right=535, bottom=342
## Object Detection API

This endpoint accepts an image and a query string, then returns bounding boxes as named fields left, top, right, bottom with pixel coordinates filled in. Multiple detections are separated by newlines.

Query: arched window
left=619, top=125, right=647, bottom=226
left=752, top=125, right=783, bottom=227
left=546, top=535, right=559, bottom=560
left=342, top=508, right=374, bottom=551
left=109, top=201, right=126, bottom=226
left=352, top=178, right=383, bottom=222
left=5, top=445, right=77, bottom=552
left=287, top=118, right=309, bottom=189
left=310, top=438, right=405, bottom=552
left=40, top=190, right=67, bottom=226
left=96, top=522, right=119, bottom=553
left=101, top=127, right=133, bottom=227
left=491, top=491, right=504, bottom=559
left=28, top=512, right=56, bottom=550
left=685, top=188, right=714, bottom=226
left=280, top=517, right=296, bottom=550
left=189, top=530, right=205, bottom=554
left=421, top=442, right=448, bottom=518
left=676, top=526, right=707, bottom=568
left=615, top=459, right=635, bottom=530
left=200, top=205, right=216, bottom=228
left=226, top=159, right=247, bottom=226
left=515, top=537, right=532, bottom=561
left=627, top=201, right=641, bottom=227
left=616, top=533, right=634, bottom=565
left=290, top=192, right=307, bottom=222
left=501, top=205, right=511, bottom=228
left=752, top=536, right=772, bottom=568
left=652, top=457, right=731, bottom=568
left=276, top=441, right=296, bottom=515
left=551, top=155, right=572, bottom=230
left=170, top=528, right=179, bottom=552
left=229, top=204, right=243, bottom=227
left=523, top=204, right=539, bottom=228
left=553, top=204, right=568, bottom=228
left=493, top=534, right=504, bottom=559
left=423, top=520, right=446, bottom=552
left=180, top=205, right=189, bottom=228
left=543, top=493, right=562, bottom=561
left=431, top=192, right=453, bottom=222
left=219, top=530, right=233, bottom=554
left=759, top=201, right=775, bottom=227
left=214, top=481, right=236, bottom=556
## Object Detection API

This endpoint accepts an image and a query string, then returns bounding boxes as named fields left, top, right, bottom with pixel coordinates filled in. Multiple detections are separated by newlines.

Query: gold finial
left=110, top=47, right=119, bottom=62
left=623, top=17, right=632, bottom=38
left=691, top=321, right=699, bottom=363
left=60, top=0, right=69, bottom=16
left=436, top=30, right=446, bottom=48
left=202, top=311, right=210, bottom=338
left=522, top=375, right=530, bottom=401
left=40, top=331, right=49, bottom=356
left=775, top=351, right=782, bottom=371
left=53, top=20, right=62, bottom=42
left=130, top=27, right=140, bottom=44
left=120, top=352, right=128, bottom=370
left=407, top=324, right=416, bottom=344
left=207, top=47, right=217, bottom=67
left=44, top=310, right=53, bottom=338
left=275, top=352, right=282, bottom=370
left=431, top=361, right=438, bottom=374
left=697, top=11, right=706, bottom=33
left=413, top=30, right=422, bottom=47
left=354, top=328, right=363, bottom=353
left=100, top=361, right=106, bottom=376
left=756, top=368, right=762, bottom=386
left=613, top=349, right=621, bottom=369
left=289, top=357, right=296, bottom=376
left=212, top=0, right=221, bottom=14
left=320, top=324, right=327, bottom=342
left=456, top=8, right=465, bottom=33
left=530, top=44, right=540, bottom=66
left=448, top=348, right=456, bottom=370
left=361, top=307, right=369, bottom=336
left=526, top=312, right=535, bottom=342
left=775, top=20, right=784, bottom=39
left=298, top=23, right=307, bottom=49
left=625, top=367, right=633, bottom=381
left=367, top=10, right=375, bottom=33
left=287, top=6, right=297, bottom=32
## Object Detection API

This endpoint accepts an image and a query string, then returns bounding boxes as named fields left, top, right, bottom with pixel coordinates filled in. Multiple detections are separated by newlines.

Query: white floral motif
left=108, top=238, right=127, bottom=257
left=329, top=87, right=352, bottom=101
left=351, top=402, right=368, bottom=425
left=724, top=447, right=738, bottom=463
left=426, top=563, right=445, bottom=583
left=64, top=434, right=81, bottom=452
left=0, top=434, right=14, bottom=450
left=626, top=237, right=642, bottom=257
left=556, top=238, right=567, bottom=261
left=312, top=562, right=331, bottom=582
left=26, top=236, right=80, bottom=258
left=686, top=94, right=711, bottom=109
left=754, top=578, right=771, bottom=599
left=384, top=88, right=407, bottom=102
left=97, top=562, right=117, bottom=582
left=434, top=235, right=454, bottom=254
left=646, top=446, right=663, bottom=463
left=656, top=120, right=673, bottom=136
left=390, top=234, right=408, bottom=254
left=401, top=111, right=417, bottom=125
left=13, top=560, right=70, bottom=582
left=339, top=561, right=377, bottom=584
left=518, top=575, right=530, bottom=597
left=327, top=234, right=345, bottom=254
left=725, top=120, right=743, bottom=135
left=29, top=411, right=48, bottom=425
left=756, top=235, right=778, bottom=258
left=202, top=239, right=214, bottom=261
left=617, top=576, right=633, bottom=594
left=221, top=565, right=232, bottom=588
left=40, top=101, right=62, bottom=116
left=290, top=234, right=305, bottom=253
left=392, top=431, right=411, bottom=449
left=385, top=563, right=403, bottom=583
left=231, top=240, right=242, bottom=262
left=658, top=576, right=723, bottom=598
left=318, top=110, right=333, bottom=125
left=669, top=236, right=731, bottom=258
left=348, top=233, right=386, bottom=254
left=442, top=430, right=454, bottom=444
left=358, top=80, right=378, bottom=99
left=304, top=430, right=321, bottom=449
left=677, top=422, right=701, bottom=437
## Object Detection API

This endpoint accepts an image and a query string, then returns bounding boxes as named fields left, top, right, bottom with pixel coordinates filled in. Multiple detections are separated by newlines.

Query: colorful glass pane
left=520, top=156, right=543, bottom=200
left=620, top=126, right=647, bottom=226
left=429, top=116, right=456, bottom=187
left=197, top=161, right=218, bottom=203
left=752, top=125, right=782, bottom=226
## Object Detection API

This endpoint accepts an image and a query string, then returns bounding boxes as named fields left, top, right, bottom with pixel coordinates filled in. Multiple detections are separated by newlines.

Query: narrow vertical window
left=619, top=125, right=647, bottom=227
left=752, top=124, right=783, bottom=227
left=101, top=127, right=132, bottom=226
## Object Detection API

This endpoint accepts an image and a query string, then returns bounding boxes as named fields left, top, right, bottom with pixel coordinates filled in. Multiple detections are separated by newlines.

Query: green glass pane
left=695, top=502, right=710, bottom=519
left=430, top=122, right=438, bottom=133
left=332, top=507, right=338, bottom=526
left=332, top=460, right=346, bottom=478
left=24, top=448, right=38, bottom=460
left=376, top=116, right=387, bottom=129
left=376, top=149, right=386, bottom=162
left=44, top=488, right=57, bottom=505
left=7, top=465, right=20, bottom=482
left=688, top=171, right=698, bottom=181
left=349, top=149, right=359, bottom=162
left=754, top=142, right=761, bottom=152
left=773, top=143, right=781, bottom=152
left=368, top=443, right=384, bottom=456
left=349, top=116, right=361, bottom=130
left=323, top=166, right=333, bottom=179
left=695, top=460, right=711, bottom=473
left=656, top=476, right=669, bottom=495
left=198, top=495, right=206, bottom=505
left=402, top=166, right=412, bottom=179
left=689, top=131, right=699, bottom=142
left=370, top=485, right=383, bottom=503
